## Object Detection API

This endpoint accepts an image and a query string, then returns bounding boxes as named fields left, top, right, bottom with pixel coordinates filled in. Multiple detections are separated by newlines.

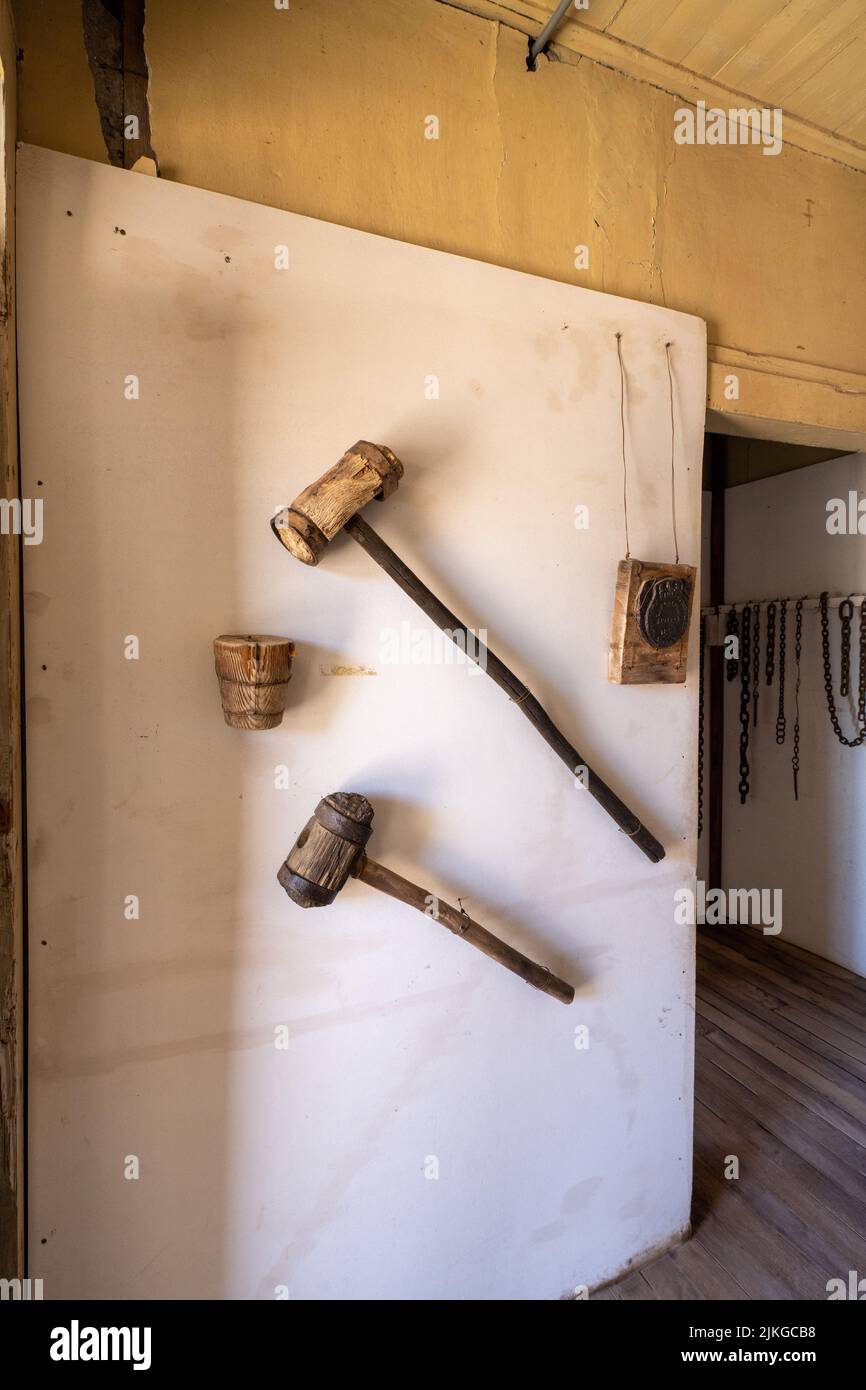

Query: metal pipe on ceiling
left=527, top=0, right=575, bottom=69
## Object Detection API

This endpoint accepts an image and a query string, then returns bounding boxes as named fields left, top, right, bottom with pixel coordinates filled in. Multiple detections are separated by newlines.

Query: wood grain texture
left=601, top=923, right=866, bottom=1299
left=213, top=634, right=294, bottom=729
left=0, top=0, right=21, bottom=1279
left=278, top=792, right=374, bottom=906
left=608, top=558, right=697, bottom=684
left=548, top=0, right=866, bottom=145
left=273, top=441, right=403, bottom=564
left=280, top=818, right=364, bottom=905
left=707, top=438, right=725, bottom=890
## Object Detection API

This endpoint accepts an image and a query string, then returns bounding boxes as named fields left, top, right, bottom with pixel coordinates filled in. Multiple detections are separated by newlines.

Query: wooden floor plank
left=615, top=1270, right=657, bottom=1300
left=697, top=1009, right=866, bottom=1148
left=695, top=1099, right=866, bottom=1274
left=638, top=1250, right=706, bottom=1301
left=778, top=1001, right=866, bottom=1065
left=605, top=925, right=866, bottom=1301
left=696, top=937, right=866, bottom=1043
left=690, top=1155, right=826, bottom=1299
left=697, top=983, right=866, bottom=1114
left=700, top=924, right=866, bottom=1003
left=669, top=1238, right=749, bottom=1300
left=746, top=931, right=866, bottom=994
left=697, top=925, right=866, bottom=1000
left=696, top=1033, right=866, bottom=1183
left=697, top=952, right=866, bottom=1075
left=695, top=1054, right=866, bottom=1238
left=698, top=932, right=866, bottom=1033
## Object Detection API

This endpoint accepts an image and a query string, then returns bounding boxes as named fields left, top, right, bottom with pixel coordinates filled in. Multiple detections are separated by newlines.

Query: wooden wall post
left=707, top=435, right=726, bottom=893
left=0, top=0, right=22, bottom=1280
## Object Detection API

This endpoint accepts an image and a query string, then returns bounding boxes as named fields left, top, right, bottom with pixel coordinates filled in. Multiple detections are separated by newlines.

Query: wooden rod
left=355, top=855, right=575, bottom=1004
left=345, top=514, right=665, bottom=864
left=703, top=594, right=864, bottom=622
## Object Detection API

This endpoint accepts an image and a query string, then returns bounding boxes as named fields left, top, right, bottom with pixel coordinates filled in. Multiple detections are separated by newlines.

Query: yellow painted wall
left=13, top=0, right=866, bottom=442
left=15, top=0, right=103, bottom=161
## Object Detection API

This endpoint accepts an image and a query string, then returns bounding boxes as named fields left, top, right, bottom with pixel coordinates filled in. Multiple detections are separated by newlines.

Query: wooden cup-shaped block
left=213, top=635, right=295, bottom=729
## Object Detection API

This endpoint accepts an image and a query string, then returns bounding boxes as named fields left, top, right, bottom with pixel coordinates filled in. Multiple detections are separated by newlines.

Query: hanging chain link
left=738, top=605, right=752, bottom=803
left=725, top=605, right=739, bottom=682
left=792, top=598, right=803, bottom=800
left=820, top=591, right=866, bottom=747
left=698, top=615, right=705, bottom=838
left=859, top=598, right=866, bottom=737
left=706, top=593, right=866, bottom=812
left=775, top=600, right=787, bottom=744
left=765, top=601, right=776, bottom=687
left=751, top=603, right=760, bottom=727
left=839, top=598, right=854, bottom=698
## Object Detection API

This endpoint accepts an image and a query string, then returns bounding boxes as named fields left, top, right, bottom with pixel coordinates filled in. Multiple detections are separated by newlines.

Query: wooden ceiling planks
left=553, top=0, right=866, bottom=141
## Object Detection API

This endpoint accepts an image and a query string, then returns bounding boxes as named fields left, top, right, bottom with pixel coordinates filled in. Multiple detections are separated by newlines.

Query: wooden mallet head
left=278, top=792, right=374, bottom=906
left=271, top=441, right=403, bottom=565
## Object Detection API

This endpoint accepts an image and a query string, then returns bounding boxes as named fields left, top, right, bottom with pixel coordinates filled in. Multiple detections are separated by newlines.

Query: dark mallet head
left=278, top=792, right=375, bottom=908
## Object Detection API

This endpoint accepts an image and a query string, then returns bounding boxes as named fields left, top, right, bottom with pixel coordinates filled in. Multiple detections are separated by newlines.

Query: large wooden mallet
left=278, top=792, right=574, bottom=1004
left=272, top=442, right=664, bottom=863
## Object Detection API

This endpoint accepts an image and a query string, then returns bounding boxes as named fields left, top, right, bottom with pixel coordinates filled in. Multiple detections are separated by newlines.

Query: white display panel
left=19, top=144, right=704, bottom=1299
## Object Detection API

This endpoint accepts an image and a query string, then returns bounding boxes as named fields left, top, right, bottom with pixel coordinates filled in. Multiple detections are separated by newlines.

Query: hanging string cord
left=615, top=332, right=630, bottom=559
left=664, top=341, right=679, bottom=564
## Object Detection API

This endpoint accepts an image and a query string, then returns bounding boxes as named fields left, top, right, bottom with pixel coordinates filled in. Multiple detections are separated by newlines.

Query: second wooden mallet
left=271, top=442, right=665, bottom=863
left=278, top=792, right=574, bottom=1004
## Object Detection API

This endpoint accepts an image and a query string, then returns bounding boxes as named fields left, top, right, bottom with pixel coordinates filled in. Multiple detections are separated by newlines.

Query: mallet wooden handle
left=355, top=855, right=574, bottom=1004
left=345, top=515, right=665, bottom=863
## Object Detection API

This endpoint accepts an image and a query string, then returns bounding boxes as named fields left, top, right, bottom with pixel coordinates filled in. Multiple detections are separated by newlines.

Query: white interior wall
left=19, top=145, right=705, bottom=1300
left=719, top=453, right=866, bottom=976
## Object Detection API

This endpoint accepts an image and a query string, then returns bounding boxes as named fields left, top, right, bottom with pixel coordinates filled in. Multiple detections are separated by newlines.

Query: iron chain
left=765, top=602, right=776, bottom=687
left=820, top=591, right=866, bottom=747
left=738, top=605, right=752, bottom=803
left=792, top=598, right=803, bottom=800
left=839, top=598, right=854, bottom=697
left=775, top=599, right=787, bottom=744
left=751, top=603, right=760, bottom=727
left=698, top=615, right=705, bottom=838
left=725, top=605, right=739, bottom=682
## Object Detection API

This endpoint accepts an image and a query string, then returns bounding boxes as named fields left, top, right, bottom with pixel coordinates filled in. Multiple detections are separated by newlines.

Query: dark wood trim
left=82, top=0, right=157, bottom=170
left=707, top=435, right=726, bottom=891
left=0, top=0, right=23, bottom=1279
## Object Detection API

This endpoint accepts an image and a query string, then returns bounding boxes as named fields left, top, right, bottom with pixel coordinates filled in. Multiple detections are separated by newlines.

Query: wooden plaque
left=608, top=559, right=696, bottom=685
